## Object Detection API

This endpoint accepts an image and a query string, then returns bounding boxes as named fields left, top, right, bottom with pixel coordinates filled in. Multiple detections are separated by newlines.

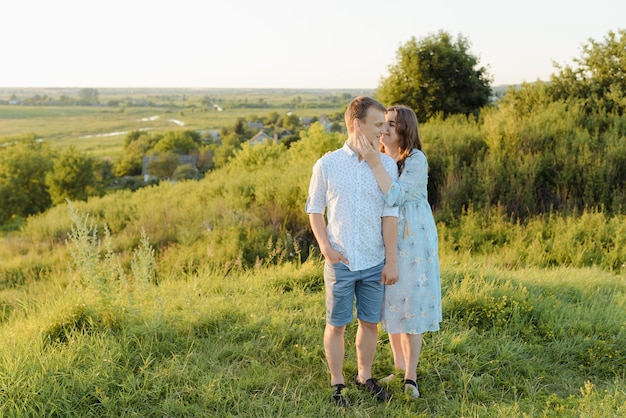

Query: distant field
left=0, top=87, right=367, bottom=158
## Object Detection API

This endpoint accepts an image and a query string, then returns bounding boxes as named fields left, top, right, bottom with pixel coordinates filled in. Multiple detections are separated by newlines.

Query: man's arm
left=381, top=216, right=398, bottom=285
left=309, top=213, right=348, bottom=265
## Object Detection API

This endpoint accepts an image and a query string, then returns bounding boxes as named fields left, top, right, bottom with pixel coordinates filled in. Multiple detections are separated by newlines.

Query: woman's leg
left=401, top=333, right=422, bottom=381
left=401, top=333, right=422, bottom=398
left=379, top=332, right=405, bottom=384
left=389, top=333, right=406, bottom=371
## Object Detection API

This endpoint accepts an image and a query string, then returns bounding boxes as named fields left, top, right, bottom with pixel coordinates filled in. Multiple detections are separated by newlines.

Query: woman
left=356, top=105, right=442, bottom=399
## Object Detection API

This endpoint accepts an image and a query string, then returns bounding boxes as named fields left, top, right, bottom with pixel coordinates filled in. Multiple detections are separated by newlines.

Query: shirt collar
left=341, top=141, right=358, bottom=158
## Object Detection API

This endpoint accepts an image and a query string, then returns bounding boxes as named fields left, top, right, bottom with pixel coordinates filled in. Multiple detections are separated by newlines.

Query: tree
left=196, top=146, right=215, bottom=172
left=46, top=147, right=97, bottom=205
left=263, top=111, right=281, bottom=126
left=549, top=29, right=626, bottom=116
left=123, top=130, right=145, bottom=147
left=229, top=141, right=286, bottom=172
left=153, top=130, right=201, bottom=155
left=234, top=118, right=247, bottom=135
left=114, top=136, right=149, bottom=177
left=377, top=31, right=492, bottom=122
left=78, top=88, right=99, bottom=105
left=172, top=164, right=202, bottom=181
left=92, top=159, right=116, bottom=194
left=0, top=137, right=54, bottom=223
left=213, top=132, right=246, bottom=168
left=279, top=114, right=302, bottom=132
left=146, top=152, right=181, bottom=180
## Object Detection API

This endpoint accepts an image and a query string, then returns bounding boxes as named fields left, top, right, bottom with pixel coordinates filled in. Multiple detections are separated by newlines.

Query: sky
left=2, top=0, right=624, bottom=90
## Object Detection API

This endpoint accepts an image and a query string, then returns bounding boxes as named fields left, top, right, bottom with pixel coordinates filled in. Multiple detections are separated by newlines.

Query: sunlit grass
left=1, top=208, right=624, bottom=416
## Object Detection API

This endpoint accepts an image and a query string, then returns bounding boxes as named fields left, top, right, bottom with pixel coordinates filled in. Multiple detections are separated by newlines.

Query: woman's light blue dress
left=381, top=150, right=442, bottom=334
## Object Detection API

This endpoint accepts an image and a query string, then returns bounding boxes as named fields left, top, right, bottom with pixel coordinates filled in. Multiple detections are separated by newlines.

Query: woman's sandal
left=378, top=373, right=397, bottom=384
left=403, top=379, right=420, bottom=399
left=380, top=368, right=406, bottom=385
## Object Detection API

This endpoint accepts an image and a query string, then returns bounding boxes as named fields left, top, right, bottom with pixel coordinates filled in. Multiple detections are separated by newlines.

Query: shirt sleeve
left=384, top=150, right=427, bottom=207
left=305, top=159, right=326, bottom=214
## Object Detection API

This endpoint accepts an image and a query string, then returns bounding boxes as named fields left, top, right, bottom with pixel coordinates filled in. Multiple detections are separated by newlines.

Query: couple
left=306, top=96, right=442, bottom=405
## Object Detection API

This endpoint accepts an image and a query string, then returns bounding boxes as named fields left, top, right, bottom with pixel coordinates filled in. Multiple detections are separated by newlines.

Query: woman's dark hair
left=383, top=105, right=423, bottom=174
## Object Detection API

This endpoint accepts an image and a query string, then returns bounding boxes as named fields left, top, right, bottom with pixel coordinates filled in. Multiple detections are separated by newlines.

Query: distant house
left=278, top=129, right=292, bottom=139
left=300, top=117, right=314, bottom=127
left=319, top=114, right=332, bottom=132
left=248, top=130, right=274, bottom=146
left=207, top=130, right=221, bottom=141
left=142, top=154, right=197, bottom=182
left=198, top=129, right=221, bottom=143
left=247, top=121, right=264, bottom=130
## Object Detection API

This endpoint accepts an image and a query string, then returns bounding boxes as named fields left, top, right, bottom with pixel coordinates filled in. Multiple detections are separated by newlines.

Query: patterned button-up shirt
left=306, top=142, right=399, bottom=271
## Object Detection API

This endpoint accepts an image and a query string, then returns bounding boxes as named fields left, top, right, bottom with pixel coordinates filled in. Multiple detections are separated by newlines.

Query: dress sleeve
left=383, top=150, right=428, bottom=207
left=381, top=155, right=400, bottom=217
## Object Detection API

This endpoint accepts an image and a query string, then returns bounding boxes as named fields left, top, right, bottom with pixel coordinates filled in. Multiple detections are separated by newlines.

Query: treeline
left=0, top=108, right=344, bottom=227
left=426, top=83, right=626, bottom=221
left=2, top=88, right=101, bottom=106
left=374, top=29, right=626, bottom=220
left=2, top=80, right=625, bottom=235
left=113, top=111, right=344, bottom=182
left=0, top=138, right=114, bottom=227
left=2, top=89, right=357, bottom=111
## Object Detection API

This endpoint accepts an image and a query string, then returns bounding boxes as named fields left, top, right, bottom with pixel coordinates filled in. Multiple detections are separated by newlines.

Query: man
left=305, top=96, right=399, bottom=405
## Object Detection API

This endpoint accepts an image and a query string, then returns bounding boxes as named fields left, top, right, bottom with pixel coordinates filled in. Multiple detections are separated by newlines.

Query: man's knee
left=326, top=324, right=346, bottom=336
left=357, top=319, right=378, bottom=332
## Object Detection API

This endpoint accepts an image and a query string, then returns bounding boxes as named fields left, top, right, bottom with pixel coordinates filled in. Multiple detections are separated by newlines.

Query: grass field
left=1, top=225, right=624, bottom=416
left=0, top=173, right=623, bottom=416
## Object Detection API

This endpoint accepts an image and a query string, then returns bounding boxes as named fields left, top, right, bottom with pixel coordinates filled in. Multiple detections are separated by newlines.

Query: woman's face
left=381, top=111, right=399, bottom=149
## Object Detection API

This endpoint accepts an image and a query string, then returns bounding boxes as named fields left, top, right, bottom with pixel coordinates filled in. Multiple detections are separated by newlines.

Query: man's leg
left=354, top=262, right=386, bottom=383
left=352, top=262, right=391, bottom=401
left=355, top=318, right=378, bottom=383
left=324, top=323, right=346, bottom=385
left=355, top=318, right=391, bottom=401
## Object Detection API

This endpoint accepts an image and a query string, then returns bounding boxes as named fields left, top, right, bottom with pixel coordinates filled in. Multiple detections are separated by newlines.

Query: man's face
left=358, top=107, right=386, bottom=145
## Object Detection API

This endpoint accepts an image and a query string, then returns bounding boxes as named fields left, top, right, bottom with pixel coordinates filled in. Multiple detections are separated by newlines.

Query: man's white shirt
left=306, top=142, right=399, bottom=271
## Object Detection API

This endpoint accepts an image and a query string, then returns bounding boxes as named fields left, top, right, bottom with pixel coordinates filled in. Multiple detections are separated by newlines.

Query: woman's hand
left=355, top=125, right=381, bottom=166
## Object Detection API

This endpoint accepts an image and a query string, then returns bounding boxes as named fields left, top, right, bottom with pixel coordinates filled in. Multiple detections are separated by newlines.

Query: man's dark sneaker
left=356, top=377, right=392, bottom=402
left=331, top=383, right=349, bottom=407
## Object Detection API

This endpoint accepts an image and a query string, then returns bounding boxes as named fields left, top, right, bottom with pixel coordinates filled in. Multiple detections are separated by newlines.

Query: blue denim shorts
left=324, top=261, right=385, bottom=326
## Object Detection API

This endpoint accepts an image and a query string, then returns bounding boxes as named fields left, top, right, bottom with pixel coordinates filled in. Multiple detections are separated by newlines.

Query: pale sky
left=2, top=0, right=624, bottom=89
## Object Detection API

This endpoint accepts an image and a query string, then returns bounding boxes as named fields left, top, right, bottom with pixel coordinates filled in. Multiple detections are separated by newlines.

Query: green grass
left=1, top=210, right=624, bottom=417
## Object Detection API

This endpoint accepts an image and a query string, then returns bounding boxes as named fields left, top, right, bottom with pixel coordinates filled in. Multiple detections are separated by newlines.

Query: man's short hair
left=345, top=96, right=386, bottom=133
